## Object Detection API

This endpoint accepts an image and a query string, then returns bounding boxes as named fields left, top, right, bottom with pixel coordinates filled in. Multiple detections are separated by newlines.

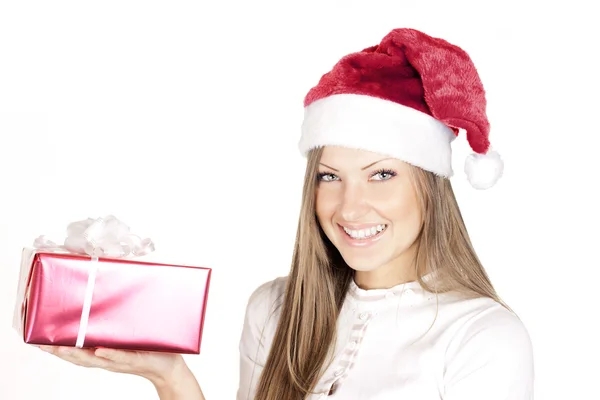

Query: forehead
left=319, top=146, right=397, bottom=168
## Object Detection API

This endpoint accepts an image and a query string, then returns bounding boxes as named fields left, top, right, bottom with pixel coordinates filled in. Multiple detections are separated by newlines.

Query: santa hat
left=298, top=28, right=503, bottom=190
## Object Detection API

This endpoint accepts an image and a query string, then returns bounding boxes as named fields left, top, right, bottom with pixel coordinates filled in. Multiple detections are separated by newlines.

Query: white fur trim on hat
left=299, top=94, right=456, bottom=177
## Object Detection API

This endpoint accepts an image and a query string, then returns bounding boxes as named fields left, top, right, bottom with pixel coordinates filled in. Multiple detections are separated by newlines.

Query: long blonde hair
left=253, top=147, right=506, bottom=400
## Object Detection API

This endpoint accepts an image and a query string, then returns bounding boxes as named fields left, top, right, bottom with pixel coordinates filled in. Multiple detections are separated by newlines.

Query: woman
left=39, top=28, right=534, bottom=399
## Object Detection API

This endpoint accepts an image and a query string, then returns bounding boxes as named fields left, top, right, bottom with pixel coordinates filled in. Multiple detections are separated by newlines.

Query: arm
left=442, top=307, right=535, bottom=399
left=152, top=358, right=206, bottom=400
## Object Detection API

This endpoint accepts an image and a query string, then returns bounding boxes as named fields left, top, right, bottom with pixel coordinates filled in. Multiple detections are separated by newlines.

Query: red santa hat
left=299, top=28, right=503, bottom=189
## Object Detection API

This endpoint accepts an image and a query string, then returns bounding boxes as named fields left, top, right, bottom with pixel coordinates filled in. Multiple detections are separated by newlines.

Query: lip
left=336, top=223, right=387, bottom=248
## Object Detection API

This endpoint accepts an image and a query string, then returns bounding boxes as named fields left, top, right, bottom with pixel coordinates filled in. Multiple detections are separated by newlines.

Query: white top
left=236, top=276, right=534, bottom=400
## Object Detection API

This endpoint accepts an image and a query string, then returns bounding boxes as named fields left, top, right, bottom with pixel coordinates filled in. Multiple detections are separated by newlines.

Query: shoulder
left=440, top=295, right=534, bottom=398
left=239, top=276, right=288, bottom=349
left=244, top=275, right=288, bottom=322
left=236, top=277, right=289, bottom=399
left=443, top=296, right=533, bottom=356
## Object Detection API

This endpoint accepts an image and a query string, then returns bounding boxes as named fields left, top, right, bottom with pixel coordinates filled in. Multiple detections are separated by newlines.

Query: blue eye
left=317, top=169, right=396, bottom=182
left=370, top=169, right=397, bottom=181
left=317, top=172, right=339, bottom=182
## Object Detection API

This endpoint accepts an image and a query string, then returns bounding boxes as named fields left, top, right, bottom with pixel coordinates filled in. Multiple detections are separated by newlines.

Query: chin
left=339, top=253, right=386, bottom=272
left=347, top=264, right=382, bottom=273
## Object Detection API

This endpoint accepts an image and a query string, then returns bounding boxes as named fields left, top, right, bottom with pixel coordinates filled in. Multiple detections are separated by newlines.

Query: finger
left=95, top=348, right=144, bottom=367
left=95, top=347, right=124, bottom=361
left=60, top=348, right=115, bottom=369
left=39, top=346, right=115, bottom=369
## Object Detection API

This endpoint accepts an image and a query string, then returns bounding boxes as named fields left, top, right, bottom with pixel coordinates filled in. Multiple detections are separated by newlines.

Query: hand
left=37, top=345, right=186, bottom=388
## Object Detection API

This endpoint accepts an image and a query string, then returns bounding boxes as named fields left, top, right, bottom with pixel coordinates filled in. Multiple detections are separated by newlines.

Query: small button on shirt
left=236, top=276, right=534, bottom=400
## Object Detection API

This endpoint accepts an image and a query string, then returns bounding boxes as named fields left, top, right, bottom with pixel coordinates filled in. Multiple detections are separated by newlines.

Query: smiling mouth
left=340, top=224, right=388, bottom=240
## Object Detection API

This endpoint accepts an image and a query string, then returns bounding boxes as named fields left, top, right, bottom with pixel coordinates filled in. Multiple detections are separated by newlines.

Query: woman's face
left=315, top=146, right=422, bottom=275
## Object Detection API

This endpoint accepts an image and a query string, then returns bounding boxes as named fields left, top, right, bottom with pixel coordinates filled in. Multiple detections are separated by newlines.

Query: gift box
left=12, top=216, right=211, bottom=354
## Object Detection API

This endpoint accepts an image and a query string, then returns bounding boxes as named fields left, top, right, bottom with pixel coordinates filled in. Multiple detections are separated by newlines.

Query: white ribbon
left=33, top=215, right=155, bottom=348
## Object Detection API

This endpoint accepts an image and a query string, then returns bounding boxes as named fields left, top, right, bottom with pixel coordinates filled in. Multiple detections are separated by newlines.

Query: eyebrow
left=319, top=158, right=392, bottom=172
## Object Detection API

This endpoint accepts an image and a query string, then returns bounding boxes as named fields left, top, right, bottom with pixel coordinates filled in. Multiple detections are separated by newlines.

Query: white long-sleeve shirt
left=237, top=276, right=534, bottom=400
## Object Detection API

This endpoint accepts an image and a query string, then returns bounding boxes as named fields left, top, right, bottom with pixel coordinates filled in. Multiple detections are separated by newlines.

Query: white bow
left=33, top=215, right=155, bottom=258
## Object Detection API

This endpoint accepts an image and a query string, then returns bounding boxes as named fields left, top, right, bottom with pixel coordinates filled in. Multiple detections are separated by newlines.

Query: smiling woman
left=241, top=27, right=532, bottom=400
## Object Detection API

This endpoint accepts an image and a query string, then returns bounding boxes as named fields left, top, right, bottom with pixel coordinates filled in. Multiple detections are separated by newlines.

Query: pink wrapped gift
left=12, top=216, right=211, bottom=354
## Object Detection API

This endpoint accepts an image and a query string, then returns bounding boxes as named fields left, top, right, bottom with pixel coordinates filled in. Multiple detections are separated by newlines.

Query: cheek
left=374, top=183, right=421, bottom=234
left=395, top=202, right=422, bottom=238
left=315, top=187, right=339, bottom=232
left=315, top=187, right=336, bottom=216
left=397, top=200, right=422, bottom=242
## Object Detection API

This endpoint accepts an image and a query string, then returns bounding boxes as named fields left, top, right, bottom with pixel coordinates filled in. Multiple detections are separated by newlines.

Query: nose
left=339, top=182, right=369, bottom=222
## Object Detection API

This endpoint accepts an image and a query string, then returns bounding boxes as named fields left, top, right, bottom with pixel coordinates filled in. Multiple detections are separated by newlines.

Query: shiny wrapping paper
left=13, top=248, right=211, bottom=354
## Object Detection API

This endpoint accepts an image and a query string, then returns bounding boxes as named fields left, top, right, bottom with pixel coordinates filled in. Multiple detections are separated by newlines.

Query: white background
left=1, top=1, right=598, bottom=399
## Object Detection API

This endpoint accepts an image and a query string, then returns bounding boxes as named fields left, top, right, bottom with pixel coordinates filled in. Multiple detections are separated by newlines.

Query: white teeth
left=342, top=224, right=387, bottom=239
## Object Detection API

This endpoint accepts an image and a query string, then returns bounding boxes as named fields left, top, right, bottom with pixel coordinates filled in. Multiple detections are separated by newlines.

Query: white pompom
left=464, top=150, right=504, bottom=190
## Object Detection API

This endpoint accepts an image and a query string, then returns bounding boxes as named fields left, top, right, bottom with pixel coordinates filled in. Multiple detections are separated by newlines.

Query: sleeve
left=236, top=278, right=284, bottom=400
left=442, top=307, right=535, bottom=400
